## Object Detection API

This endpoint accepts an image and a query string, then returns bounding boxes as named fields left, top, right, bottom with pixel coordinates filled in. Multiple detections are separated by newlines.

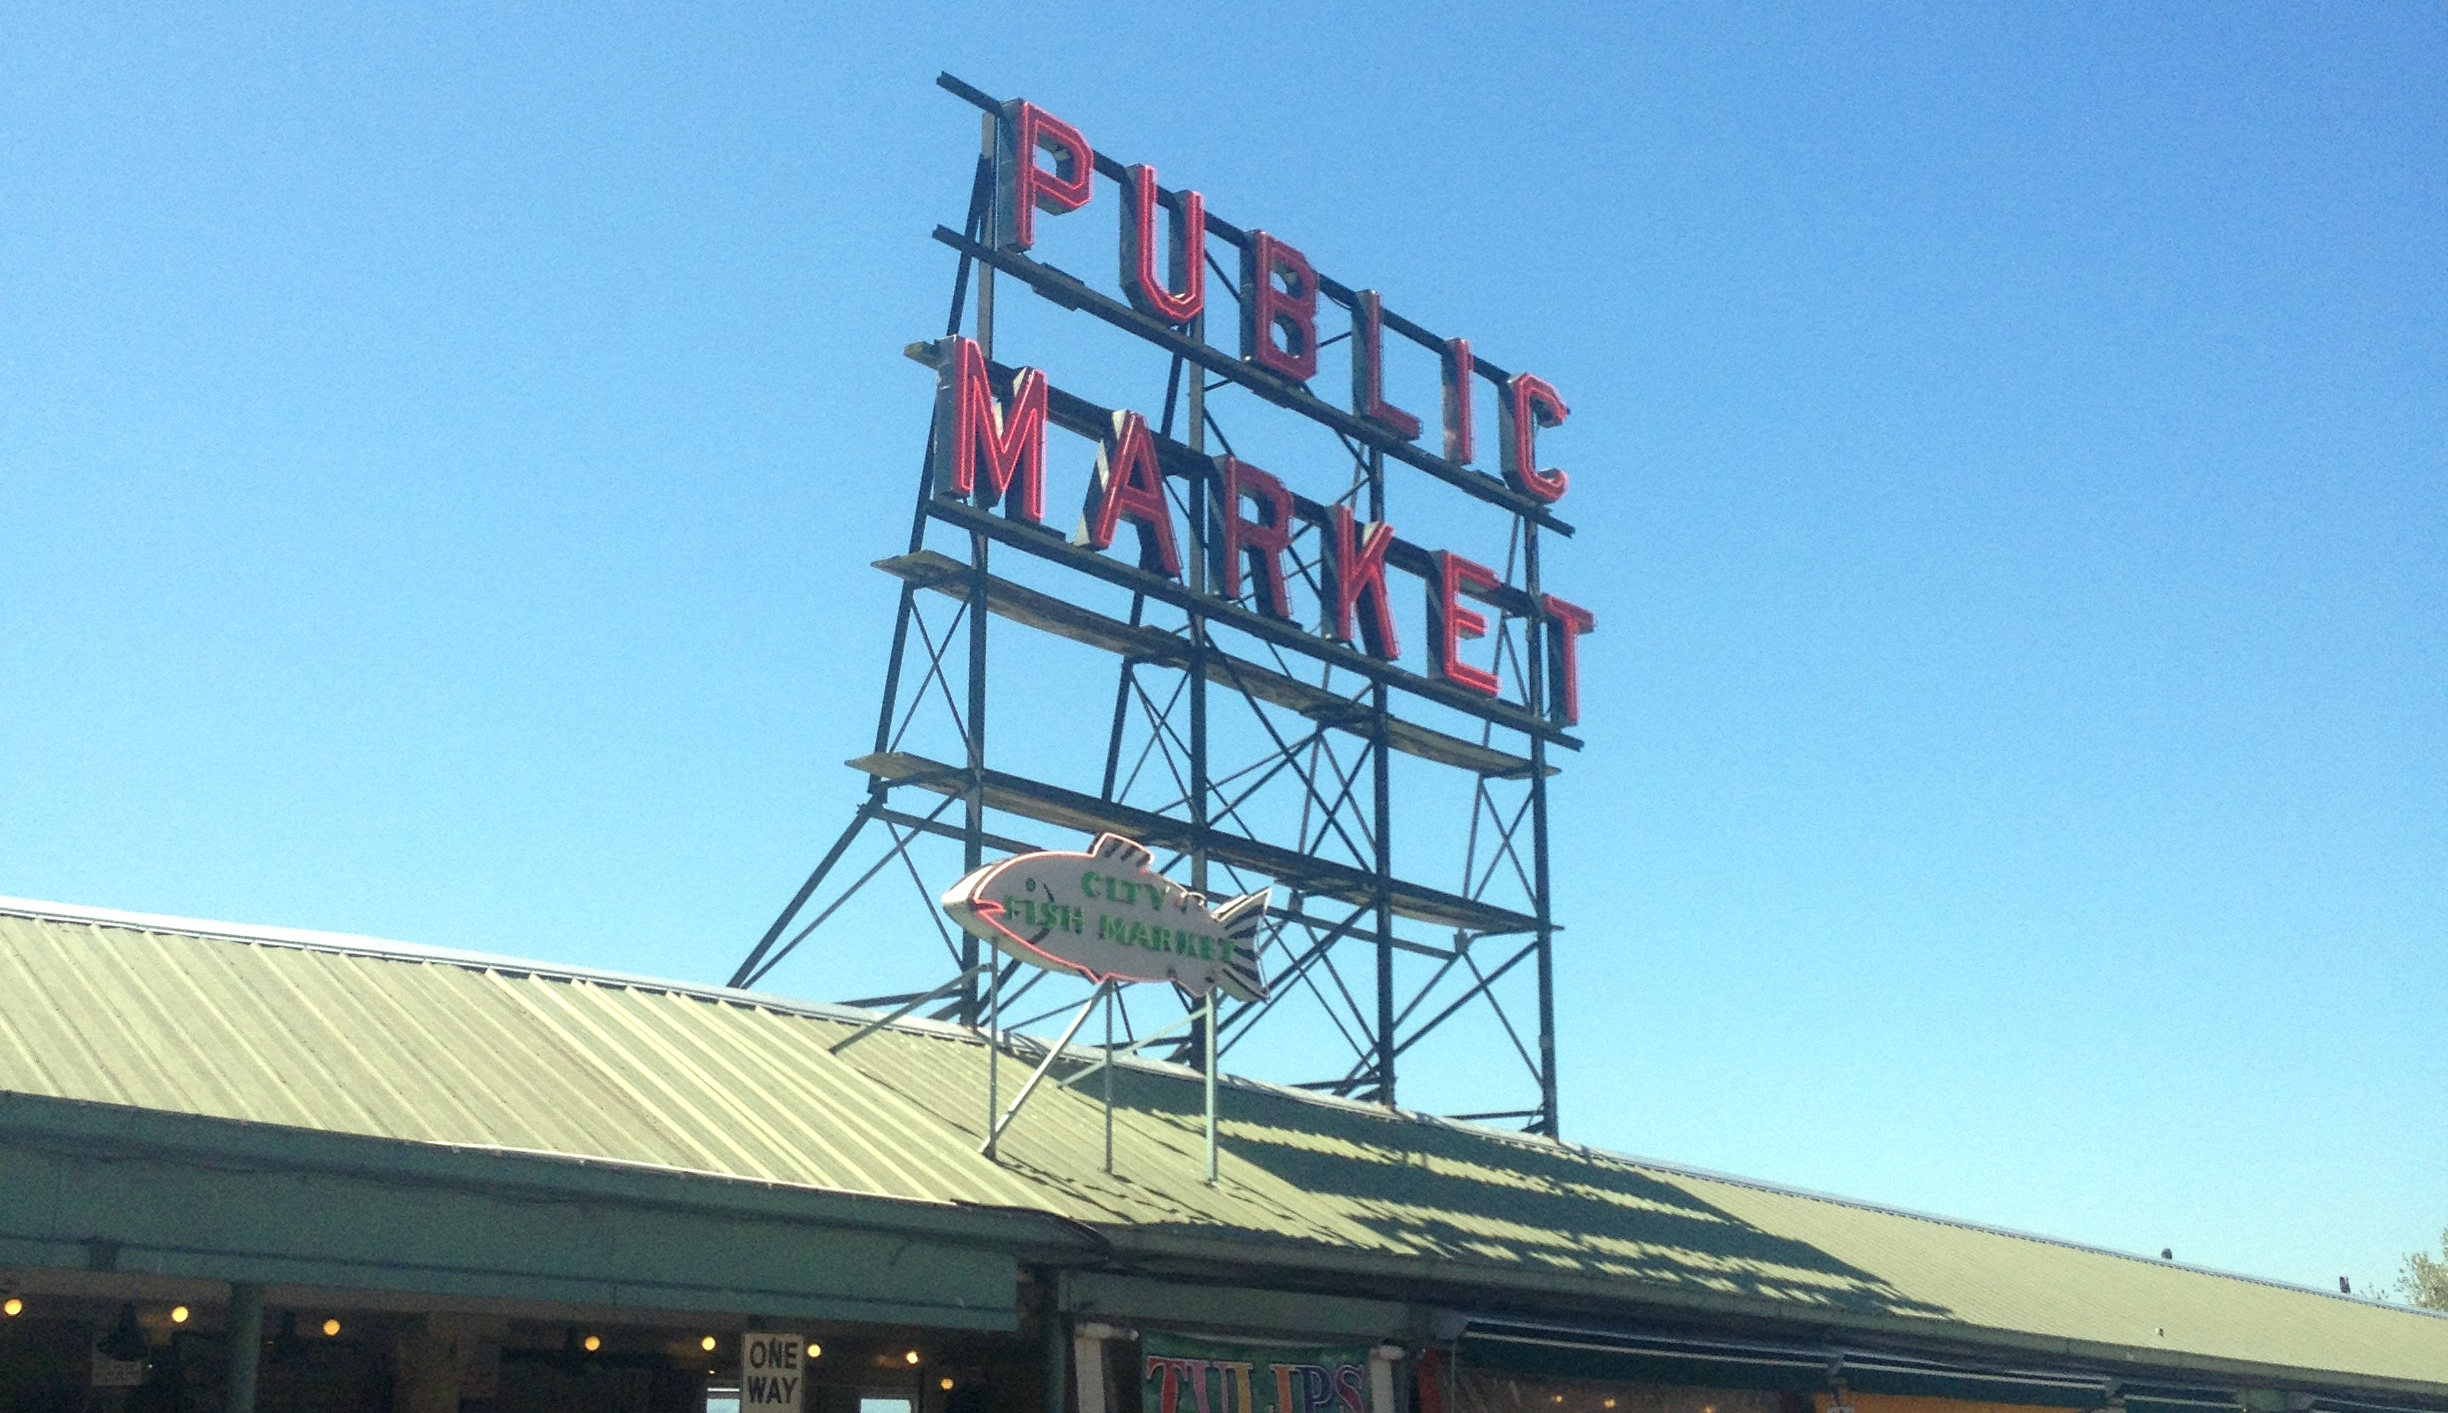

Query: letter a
left=1078, top=410, right=1182, bottom=577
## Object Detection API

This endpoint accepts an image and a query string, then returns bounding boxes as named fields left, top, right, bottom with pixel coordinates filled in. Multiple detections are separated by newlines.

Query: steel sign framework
left=731, top=73, right=1595, bottom=1138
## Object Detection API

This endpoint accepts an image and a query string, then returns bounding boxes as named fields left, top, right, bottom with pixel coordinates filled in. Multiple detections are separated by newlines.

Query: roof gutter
left=1084, top=1225, right=2448, bottom=1405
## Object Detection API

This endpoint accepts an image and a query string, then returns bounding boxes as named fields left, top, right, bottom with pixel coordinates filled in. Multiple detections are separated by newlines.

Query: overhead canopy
left=3, top=899, right=2445, bottom=1395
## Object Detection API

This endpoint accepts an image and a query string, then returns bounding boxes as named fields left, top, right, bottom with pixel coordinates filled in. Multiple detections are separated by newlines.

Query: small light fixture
left=808, top=1342, right=823, bottom=1360
left=702, top=1336, right=719, bottom=1352
left=2, top=1297, right=21, bottom=1318
left=584, top=1335, right=603, bottom=1353
left=322, top=1319, right=342, bottom=1338
left=905, top=1349, right=921, bottom=1366
left=941, top=1378, right=956, bottom=1391
left=170, top=1306, right=191, bottom=1325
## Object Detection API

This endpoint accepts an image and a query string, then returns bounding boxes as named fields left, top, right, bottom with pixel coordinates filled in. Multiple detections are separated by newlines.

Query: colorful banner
left=1141, top=1332, right=1378, bottom=1413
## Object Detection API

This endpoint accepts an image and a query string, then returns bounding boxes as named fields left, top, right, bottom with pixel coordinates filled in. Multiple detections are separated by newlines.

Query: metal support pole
left=1102, top=984, right=1116, bottom=1174
left=984, top=982, right=1106, bottom=1154
left=985, top=955, right=1003, bottom=1158
left=1188, top=311, right=1210, bottom=904
left=1524, top=523, right=1559, bottom=1138
left=224, top=1282, right=264, bottom=1413
left=1041, top=1276, right=1069, bottom=1413
left=961, top=108, right=996, bottom=1029
left=1203, top=989, right=1219, bottom=1184
left=1369, top=447, right=1395, bottom=1108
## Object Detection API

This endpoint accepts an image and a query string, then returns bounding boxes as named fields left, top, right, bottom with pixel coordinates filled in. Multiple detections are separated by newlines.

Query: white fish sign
left=941, top=834, right=1271, bottom=1000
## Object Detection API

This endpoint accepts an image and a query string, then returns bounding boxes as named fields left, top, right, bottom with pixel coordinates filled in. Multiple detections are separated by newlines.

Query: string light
left=942, top=1378, right=956, bottom=1391
left=702, top=1336, right=719, bottom=1352
left=808, top=1343, right=823, bottom=1360
left=170, top=1307, right=190, bottom=1324
left=905, top=1350, right=922, bottom=1366
left=322, top=1319, right=342, bottom=1338
left=584, top=1335, right=602, bottom=1353
left=2, top=1298, right=21, bottom=1318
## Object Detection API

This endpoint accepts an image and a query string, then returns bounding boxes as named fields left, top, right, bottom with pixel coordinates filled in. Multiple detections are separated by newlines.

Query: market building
left=5, top=896, right=2445, bottom=1413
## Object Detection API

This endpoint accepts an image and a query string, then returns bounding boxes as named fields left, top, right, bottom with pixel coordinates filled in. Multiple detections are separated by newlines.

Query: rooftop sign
left=739, top=73, right=1597, bottom=1137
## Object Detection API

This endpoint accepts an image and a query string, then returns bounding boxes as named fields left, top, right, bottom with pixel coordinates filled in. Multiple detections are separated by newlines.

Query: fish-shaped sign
left=940, top=834, right=1271, bottom=1000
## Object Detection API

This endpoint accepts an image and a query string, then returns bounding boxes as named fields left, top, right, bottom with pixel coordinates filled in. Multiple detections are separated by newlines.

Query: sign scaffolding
left=732, top=73, right=1595, bottom=1139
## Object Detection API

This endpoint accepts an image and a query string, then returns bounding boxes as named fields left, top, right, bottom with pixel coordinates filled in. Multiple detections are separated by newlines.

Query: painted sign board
left=90, top=1345, right=145, bottom=1389
left=942, top=834, right=1270, bottom=999
left=741, top=1332, right=805, bottom=1412
left=1140, top=1332, right=1382, bottom=1413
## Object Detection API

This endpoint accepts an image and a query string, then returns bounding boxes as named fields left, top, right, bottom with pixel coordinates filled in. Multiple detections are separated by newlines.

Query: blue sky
left=2, top=4, right=2441, bottom=1298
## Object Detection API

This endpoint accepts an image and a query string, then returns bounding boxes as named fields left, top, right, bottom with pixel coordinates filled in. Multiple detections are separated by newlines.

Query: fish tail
left=1213, top=889, right=1273, bottom=1002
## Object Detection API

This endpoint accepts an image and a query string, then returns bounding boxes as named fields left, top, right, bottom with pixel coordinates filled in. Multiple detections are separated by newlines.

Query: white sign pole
left=740, top=1332, right=805, bottom=1413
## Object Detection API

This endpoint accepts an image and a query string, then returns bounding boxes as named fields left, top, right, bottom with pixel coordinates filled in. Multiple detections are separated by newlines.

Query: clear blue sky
left=3, top=4, right=2441, bottom=1299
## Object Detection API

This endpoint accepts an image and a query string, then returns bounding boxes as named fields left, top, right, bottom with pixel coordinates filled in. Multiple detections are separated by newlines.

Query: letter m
left=932, top=335, right=1050, bottom=524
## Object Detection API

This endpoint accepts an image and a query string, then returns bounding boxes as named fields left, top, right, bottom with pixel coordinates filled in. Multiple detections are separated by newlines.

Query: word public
left=932, top=100, right=1597, bottom=725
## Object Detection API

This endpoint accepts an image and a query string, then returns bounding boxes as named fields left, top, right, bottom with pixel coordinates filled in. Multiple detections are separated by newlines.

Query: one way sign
left=741, top=1332, right=804, bottom=1412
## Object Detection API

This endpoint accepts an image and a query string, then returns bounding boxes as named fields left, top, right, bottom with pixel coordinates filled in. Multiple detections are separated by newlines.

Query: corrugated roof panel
left=2, top=901, right=2445, bottom=1392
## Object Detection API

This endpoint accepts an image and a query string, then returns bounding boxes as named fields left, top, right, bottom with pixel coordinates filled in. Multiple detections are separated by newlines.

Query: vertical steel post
left=1102, top=982, right=1116, bottom=1174
left=1368, top=447, right=1395, bottom=1108
left=1041, top=1275, right=1068, bottom=1413
left=1524, top=523, right=1559, bottom=1138
left=1187, top=313, right=1210, bottom=902
left=1203, top=989, right=1219, bottom=1184
left=224, top=1283, right=264, bottom=1413
left=985, top=955, right=1004, bottom=1160
left=962, top=109, right=995, bottom=1027
left=1189, top=309, right=1221, bottom=1176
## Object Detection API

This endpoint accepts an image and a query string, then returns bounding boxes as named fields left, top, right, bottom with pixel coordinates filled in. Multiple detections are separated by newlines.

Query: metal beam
left=879, top=551, right=1550, bottom=779
left=854, top=751, right=1540, bottom=935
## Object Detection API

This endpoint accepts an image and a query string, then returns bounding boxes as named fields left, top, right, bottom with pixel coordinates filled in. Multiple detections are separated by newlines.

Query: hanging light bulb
left=941, top=1378, right=956, bottom=1391
left=2, top=1297, right=22, bottom=1318
left=322, top=1319, right=342, bottom=1338
left=904, top=1349, right=921, bottom=1366
left=702, top=1336, right=719, bottom=1352
left=807, top=1342, right=822, bottom=1360
left=584, top=1335, right=603, bottom=1353
left=170, top=1306, right=191, bottom=1324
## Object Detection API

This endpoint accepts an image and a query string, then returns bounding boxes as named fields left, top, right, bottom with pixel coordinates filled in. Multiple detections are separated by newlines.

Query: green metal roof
left=3, top=899, right=2443, bottom=1394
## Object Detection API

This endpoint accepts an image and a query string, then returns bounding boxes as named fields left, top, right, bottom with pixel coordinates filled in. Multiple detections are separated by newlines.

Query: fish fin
left=1087, top=833, right=1153, bottom=868
left=1221, top=959, right=1270, bottom=1004
left=1213, top=888, right=1272, bottom=941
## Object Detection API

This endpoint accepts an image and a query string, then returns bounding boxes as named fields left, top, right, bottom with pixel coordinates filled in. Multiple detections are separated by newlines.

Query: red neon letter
left=1541, top=594, right=1596, bottom=726
left=1350, top=291, right=1421, bottom=441
left=1240, top=231, right=1318, bottom=384
left=930, top=337, right=1048, bottom=523
left=1120, top=165, right=1204, bottom=326
left=1078, top=410, right=1181, bottom=578
left=1429, top=552, right=1501, bottom=696
left=1321, top=504, right=1398, bottom=661
left=995, top=101, right=1093, bottom=252
left=1214, top=457, right=1296, bottom=621
left=1501, top=372, right=1569, bottom=503
left=1441, top=338, right=1474, bottom=465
